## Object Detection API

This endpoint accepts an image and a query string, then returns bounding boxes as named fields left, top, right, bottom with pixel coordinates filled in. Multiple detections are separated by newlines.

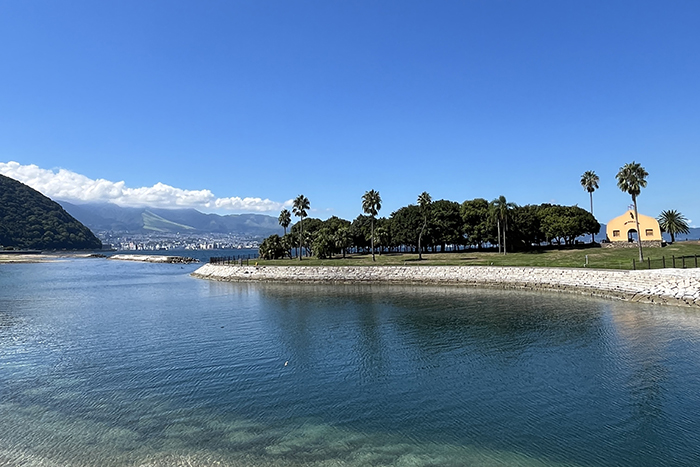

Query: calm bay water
left=1, top=259, right=700, bottom=466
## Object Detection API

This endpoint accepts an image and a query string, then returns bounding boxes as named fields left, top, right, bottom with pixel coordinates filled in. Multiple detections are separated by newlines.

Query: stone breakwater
left=109, top=254, right=199, bottom=264
left=192, top=264, right=700, bottom=308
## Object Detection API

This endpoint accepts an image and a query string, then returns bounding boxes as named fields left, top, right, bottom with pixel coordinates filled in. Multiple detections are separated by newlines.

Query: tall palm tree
left=657, top=209, right=690, bottom=243
left=278, top=209, right=291, bottom=235
left=417, top=191, right=432, bottom=260
left=616, top=162, right=648, bottom=261
left=491, top=195, right=516, bottom=255
left=580, top=170, right=600, bottom=243
left=292, top=195, right=310, bottom=260
left=361, top=189, right=382, bottom=261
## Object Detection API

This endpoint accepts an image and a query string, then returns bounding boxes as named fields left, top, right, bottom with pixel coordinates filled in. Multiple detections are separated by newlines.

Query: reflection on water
left=1, top=260, right=700, bottom=466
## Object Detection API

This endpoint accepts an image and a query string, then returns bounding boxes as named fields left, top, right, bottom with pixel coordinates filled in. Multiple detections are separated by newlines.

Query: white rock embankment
left=191, top=264, right=700, bottom=308
left=109, top=254, right=199, bottom=264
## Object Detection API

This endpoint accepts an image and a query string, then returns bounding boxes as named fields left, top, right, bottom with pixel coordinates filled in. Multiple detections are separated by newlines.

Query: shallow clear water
left=1, top=259, right=700, bottom=466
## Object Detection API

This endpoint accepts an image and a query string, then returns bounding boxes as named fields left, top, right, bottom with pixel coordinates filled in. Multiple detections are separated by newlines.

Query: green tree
left=334, top=226, right=352, bottom=258
left=281, top=233, right=295, bottom=258
left=321, top=216, right=351, bottom=258
left=362, top=189, right=382, bottom=261
left=350, top=215, right=373, bottom=251
left=312, top=227, right=336, bottom=259
left=292, top=195, right=310, bottom=260
left=539, top=205, right=599, bottom=245
left=657, top=209, right=690, bottom=243
left=490, top=195, right=516, bottom=254
left=460, top=198, right=491, bottom=248
left=278, top=209, right=291, bottom=235
left=510, top=204, right=545, bottom=249
left=375, top=222, right=390, bottom=254
left=430, top=199, right=463, bottom=252
left=580, top=170, right=600, bottom=243
left=417, top=192, right=432, bottom=260
left=389, top=206, right=422, bottom=251
left=291, top=217, right=322, bottom=257
left=324, top=215, right=351, bottom=232
left=259, top=234, right=285, bottom=259
left=616, top=162, right=648, bottom=261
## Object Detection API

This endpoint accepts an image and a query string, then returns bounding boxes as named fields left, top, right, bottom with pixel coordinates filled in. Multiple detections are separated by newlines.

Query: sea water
left=1, top=259, right=699, bottom=466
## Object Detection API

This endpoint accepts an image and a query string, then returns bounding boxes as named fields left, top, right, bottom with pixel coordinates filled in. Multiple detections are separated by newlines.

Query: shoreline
left=191, top=264, right=700, bottom=308
left=109, top=254, right=199, bottom=264
left=0, top=253, right=198, bottom=264
left=0, top=252, right=99, bottom=263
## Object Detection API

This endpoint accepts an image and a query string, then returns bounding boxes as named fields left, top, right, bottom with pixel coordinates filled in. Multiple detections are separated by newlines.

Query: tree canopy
left=657, top=209, right=690, bottom=243
left=362, top=189, right=382, bottom=261
left=259, top=198, right=606, bottom=259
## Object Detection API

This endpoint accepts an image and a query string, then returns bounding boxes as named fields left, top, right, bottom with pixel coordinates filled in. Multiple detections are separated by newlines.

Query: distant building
left=605, top=210, right=662, bottom=247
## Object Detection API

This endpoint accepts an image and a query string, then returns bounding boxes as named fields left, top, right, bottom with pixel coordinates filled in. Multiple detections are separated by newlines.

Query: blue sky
left=1, top=1, right=699, bottom=225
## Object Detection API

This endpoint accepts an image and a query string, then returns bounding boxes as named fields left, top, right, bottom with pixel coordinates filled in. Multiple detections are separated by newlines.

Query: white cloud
left=0, top=161, right=291, bottom=213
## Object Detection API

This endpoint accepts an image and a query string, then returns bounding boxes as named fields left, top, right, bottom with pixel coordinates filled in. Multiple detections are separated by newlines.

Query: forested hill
left=0, top=174, right=102, bottom=250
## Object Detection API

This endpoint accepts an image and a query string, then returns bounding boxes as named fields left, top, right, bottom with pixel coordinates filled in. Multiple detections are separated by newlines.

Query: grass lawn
left=251, top=241, right=700, bottom=270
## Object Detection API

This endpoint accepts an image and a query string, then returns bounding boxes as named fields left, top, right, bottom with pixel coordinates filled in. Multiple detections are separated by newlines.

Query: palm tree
left=580, top=170, right=600, bottom=243
left=616, top=161, right=648, bottom=261
left=278, top=209, right=291, bottom=235
left=657, top=209, right=690, bottom=243
left=362, top=189, right=382, bottom=261
left=490, top=195, right=516, bottom=255
left=334, top=226, right=351, bottom=259
left=417, top=191, right=432, bottom=260
left=292, top=195, right=310, bottom=260
left=375, top=225, right=390, bottom=255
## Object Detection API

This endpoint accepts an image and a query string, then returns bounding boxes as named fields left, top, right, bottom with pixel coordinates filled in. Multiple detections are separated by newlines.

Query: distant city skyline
left=1, top=1, right=698, bottom=226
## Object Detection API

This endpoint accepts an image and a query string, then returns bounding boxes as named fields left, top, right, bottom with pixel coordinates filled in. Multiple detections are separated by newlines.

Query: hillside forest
left=0, top=174, right=102, bottom=250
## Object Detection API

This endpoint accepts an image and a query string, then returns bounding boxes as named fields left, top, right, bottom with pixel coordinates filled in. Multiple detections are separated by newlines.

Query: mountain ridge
left=59, top=201, right=284, bottom=237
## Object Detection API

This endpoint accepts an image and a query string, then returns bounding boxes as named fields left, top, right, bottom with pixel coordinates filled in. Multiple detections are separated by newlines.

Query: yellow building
left=606, top=210, right=662, bottom=244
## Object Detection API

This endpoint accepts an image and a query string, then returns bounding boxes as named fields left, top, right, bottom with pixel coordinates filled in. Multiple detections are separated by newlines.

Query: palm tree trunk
left=371, top=218, right=375, bottom=261
left=589, top=191, right=595, bottom=243
left=497, top=221, right=501, bottom=254
left=418, top=219, right=427, bottom=260
left=503, top=218, right=507, bottom=255
left=632, top=197, right=643, bottom=261
left=299, top=220, right=303, bottom=261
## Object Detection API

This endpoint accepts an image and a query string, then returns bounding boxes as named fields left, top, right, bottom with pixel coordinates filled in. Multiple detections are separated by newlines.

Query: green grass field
left=252, top=241, right=700, bottom=270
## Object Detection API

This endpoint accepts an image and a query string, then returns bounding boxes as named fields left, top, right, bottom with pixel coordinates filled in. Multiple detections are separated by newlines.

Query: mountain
left=59, top=201, right=284, bottom=237
left=0, top=174, right=102, bottom=250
